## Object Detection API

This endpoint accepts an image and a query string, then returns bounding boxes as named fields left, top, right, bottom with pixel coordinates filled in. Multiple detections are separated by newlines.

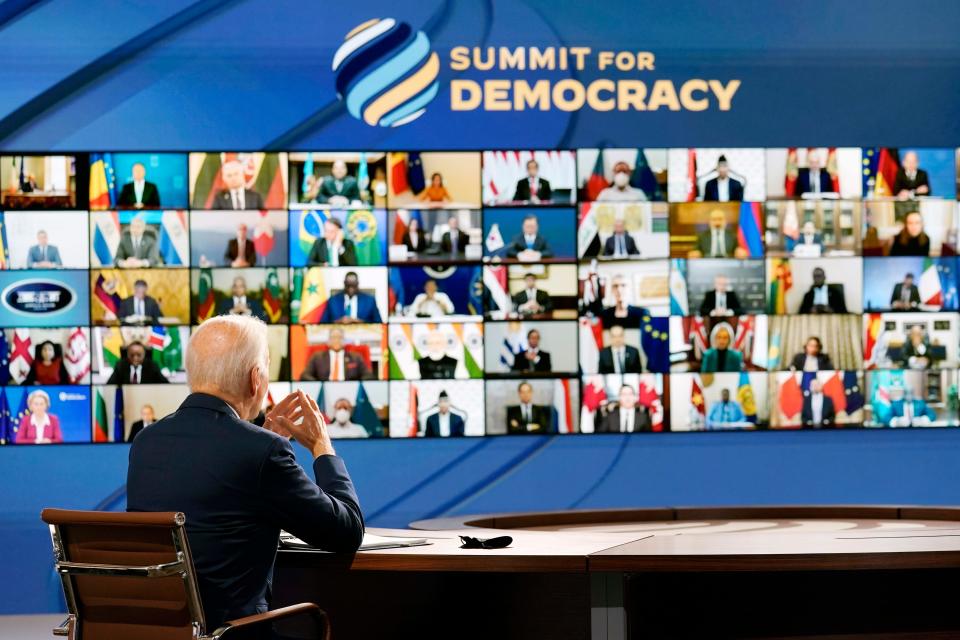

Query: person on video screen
left=211, top=160, right=265, bottom=210
left=512, top=159, right=552, bottom=203
left=308, top=217, right=357, bottom=267
left=225, top=223, right=257, bottom=267
left=26, top=230, right=63, bottom=268
left=300, top=327, right=371, bottom=382
left=120, top=280, right=162, bottom=325
left=118, top=162, right=161, bottom=209
left=15, top=390, right=63, bottom=444
left=423, top=390, right=465, bottom=437
left=320, top=271, right=382, bottom=324
left=107, top=341, right=169, bottom=385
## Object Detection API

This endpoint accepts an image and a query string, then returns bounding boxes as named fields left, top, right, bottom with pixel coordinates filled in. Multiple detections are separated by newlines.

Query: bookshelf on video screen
left=1, top=147, right=959, bottom=444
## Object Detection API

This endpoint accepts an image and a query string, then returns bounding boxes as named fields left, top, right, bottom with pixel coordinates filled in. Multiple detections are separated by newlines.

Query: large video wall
left=1, top=147, right=957, bottom=443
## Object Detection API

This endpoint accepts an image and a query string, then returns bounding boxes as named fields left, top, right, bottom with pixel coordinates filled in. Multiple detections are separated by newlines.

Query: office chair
left=41, top=509, right=329, bottom=640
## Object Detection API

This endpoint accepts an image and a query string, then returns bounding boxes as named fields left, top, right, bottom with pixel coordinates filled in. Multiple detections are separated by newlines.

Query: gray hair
left=186, top=315, right=269, bottom=397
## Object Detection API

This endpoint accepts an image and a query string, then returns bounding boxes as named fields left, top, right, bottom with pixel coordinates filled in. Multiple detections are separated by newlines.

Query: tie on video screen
left=0, top=147, right=958, bottom=444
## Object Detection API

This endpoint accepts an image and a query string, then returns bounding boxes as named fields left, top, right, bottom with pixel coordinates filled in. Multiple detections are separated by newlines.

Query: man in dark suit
left=796, top=150, right=834, bottom=196
left=423, top=391, right=465, bottom=437
left=690, top=208, right=746, bottom=258
left=512, top=159, right=552, bottom=203
left=891, top=273, right=922, bottom=310
left=319, top=271, right=382, bottom=324
left=506, top=214, right=553, bottom=259
left=893, top=151, right=931, bottom=198
left=598, top=325, right=643, bottom=374
left=602, top=218, right=639, bottom=257
left=126, top=404, right=156, bottom=442
left=307, top=217, right=357, bottom=266
left=118, top=162, right=161, bottom=208
left=511, top=273, right=553, bottom=317
left=799, top=267, right=847, bottom=314
left=510, top=329, right=552, bottom=373
left=418, top=329, right=458, bottom=379
left=317, top=160, right=361, bottom=205
left=440, top=215, right=470, bottom=255
left=703, top=155, right=744, bottom=202
left=115, top=215, right=162, bottom=268
left=299, top=327, right=371, bottom=381
left=596, top=385, right=652, bottom=433
left=789, top=336, right=835, bottom=371
left=106, top=341, right=168, bottom=385
left=506, top=381, right=551, bottom=433
left=801, top=378, right=836, bottom=428
left=26, top=230, right=63, bottom=268
left=224, top=223, right=257, bottom=267
left=211, top=160, right=265, bottom=210
left=119, top=280, right=162, bottom=325
left=217, top=276, right=267, bottom=321
left=128, top=316, right=364, bottom=630
left=699, top=274, right=743, bottom=317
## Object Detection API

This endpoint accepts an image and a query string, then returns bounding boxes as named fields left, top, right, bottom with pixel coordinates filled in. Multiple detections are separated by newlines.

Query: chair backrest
left=41, top=509, right=205, bottom=640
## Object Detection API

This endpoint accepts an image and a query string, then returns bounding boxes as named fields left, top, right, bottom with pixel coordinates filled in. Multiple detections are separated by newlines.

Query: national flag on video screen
left=253, top=152, right=285, bottom=208
left=919, top=258, right=943, bottom=307
left=579, top=376, right=607, bottom=434
left=113, top=386, right=125, bottom=443
left=298, top=209, right=326, bottom=256
left=874, top=148, right=900, bottom=197
left=484, top=223, right=505, bottom=255
left=737, top=372, right=757, bottom=423
left=689, top=376, right=706, bottom=429
left=388, top=324, right=421, bottom=381
left=196, top=268, right=216, bottom=322
left=390, top=152, right=409, bottom=195
left=551, top=378, right=574, bottom=434
left=669, top=258, right=688, bottom=316
left=193, top=153, right=231, bottom=209
left=357, top=152, right=369, bottom=195
left=93, top=211, right=122, bottom=266
left=89, top=153, right=117, bottom=210
left=353, top=382, right=381, bottom=437
left=631, top=149, right=662, bottom=200
left=388, top=265, right=405, bottom=313
left=301, top=152, right=314, bottom=195
left=0, top=215, right=8, bottom=270
left=579, top=317, right=602, bottom=374
left=826, top=147, right=840, bottom=192
left=779, top=373, right=803, bottom=420
left=298, top=267, right=327, bottom=324
left=577, top=204, right=601, bottom=258
left=822, top=371, right=847, bottom=416
left=262, top=268, right=283, bottom=322
left=640, top=315, right=669, bottom=372
left=453, top=323, right=484, bottom=379
left=483, top=265, right=510, bottom=315
left=93, top=387, right=108, bottom=443
left=738, top=202, right=763, bottom=258
left=685, top=149, right=698, bottom=201
left=767, top=259, right=792, bottom=314
left=407, top=152, right=425, bottom=194
left=9, top=329, right=32, bottom=384
left=638, top=377, right=664, bottom=431
left=158, top=210, right=188, bottom=266
left=407, top=383, right=420, bottom=437
left=863, top=312, right=883, bottom=366
left=585, top=150, right=608, bottom=201
left=346, top=208, right=381, bottom=265
left=252, top=210, right=275, bottom=261
left=468, top=267, right=484, bottom=316
left=64, top=327, right=90, bottom=384
left=0, top=332, right=8, bottom=386
left=784, top=148, right=799, bottom=197
left=0, top=389, right=10, bottom=444
left=843, top=371, right=864, bottom=414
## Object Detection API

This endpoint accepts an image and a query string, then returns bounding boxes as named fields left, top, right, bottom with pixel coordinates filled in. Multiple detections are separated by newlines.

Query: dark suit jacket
left=598, top=345, right=642, bottom=374
left=126, top=419, right=152, bottom=442
left=893, top=168, right=930, bottom=196
left=506, top=404, right=552, bottom=434
left=216, top=296, right=267, bottom=322
left=300, top=349, right=371, bottom=381
left=118, top=181, right=160, bottom=207
left=401, top=230, right=429, bottom=253
left=319, top=292, right=382, bottom=323
left=224, top=238, right=257, bottom=266
left=801, top=394, right=836, bottom=427
left=511, top=289, right=553, bottom=315
left=506, top=233, right=553, bottom=258
left=317, top=175, right=360, bottom=203
left=600, top=305, right=646, bottom=329
left=602, top=233, right=639, bottom=257
left=510, top=349, right=552, bottom=373
left=106, top=357, right=169, bottom=385
left=418, top=355, right=458, bottom=379
left=703, top=176, right=744, bottom=201
left=695, top=228, right=738, bottom=257
left=799, top=285, right=847, bottom=313
left=901, top=340, right=934, bottom=368
left=512, top=177, right=552, bottom=202
left=890, top=283, right=921, bottom=308
left=307, top=238, right=358, bottom=266
left=127, top=393, right=364, bottom=630
left=796, top=169, right=833, bottom=195
left=440, top=230, right=470, bottom=254
left=26, top=244, right=63, bottom=267
left=116, top=231, right=161, bottom=266
left=699, top=290, right=743, bottom=316
left=423, top=412, right=465, bottom=437
left=789, top=353, right=834, bottom=371
left=118, top=296, right=161, bottom=324
left=211, top=188, right=265, bottom=210
left=596, top=406, right=652, bottom=433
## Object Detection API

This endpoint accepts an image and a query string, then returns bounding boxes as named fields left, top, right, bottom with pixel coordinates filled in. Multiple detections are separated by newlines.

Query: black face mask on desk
left=459, top=535, right=513, bottom=550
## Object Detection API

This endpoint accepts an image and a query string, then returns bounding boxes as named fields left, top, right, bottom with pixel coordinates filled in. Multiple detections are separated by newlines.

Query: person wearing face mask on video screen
left=326, top=397, right=370, bottom=438
left=596, top=161, right=648, bottom=202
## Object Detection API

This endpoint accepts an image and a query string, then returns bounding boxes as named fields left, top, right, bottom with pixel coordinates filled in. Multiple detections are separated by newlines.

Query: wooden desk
left=273, top=506, right=960, bottom=639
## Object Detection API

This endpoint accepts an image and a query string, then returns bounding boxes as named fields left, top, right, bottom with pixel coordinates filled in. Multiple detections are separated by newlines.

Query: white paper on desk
left=280, top=532, right=431, bottom=551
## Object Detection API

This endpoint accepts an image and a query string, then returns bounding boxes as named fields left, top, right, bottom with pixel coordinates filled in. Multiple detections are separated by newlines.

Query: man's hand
left=272, top=391, right=336, bottom=458
left=263, top=392, right=301, bottom=438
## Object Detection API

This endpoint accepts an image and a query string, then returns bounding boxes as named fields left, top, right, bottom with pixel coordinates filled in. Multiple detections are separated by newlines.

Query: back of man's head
left=187, top=316, right=269, bottom=410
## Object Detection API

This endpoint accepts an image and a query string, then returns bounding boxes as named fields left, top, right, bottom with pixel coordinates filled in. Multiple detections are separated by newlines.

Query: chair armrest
left=52, top=615, right=75, bottom=638
left=208, top=603, right=329, bottom=640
